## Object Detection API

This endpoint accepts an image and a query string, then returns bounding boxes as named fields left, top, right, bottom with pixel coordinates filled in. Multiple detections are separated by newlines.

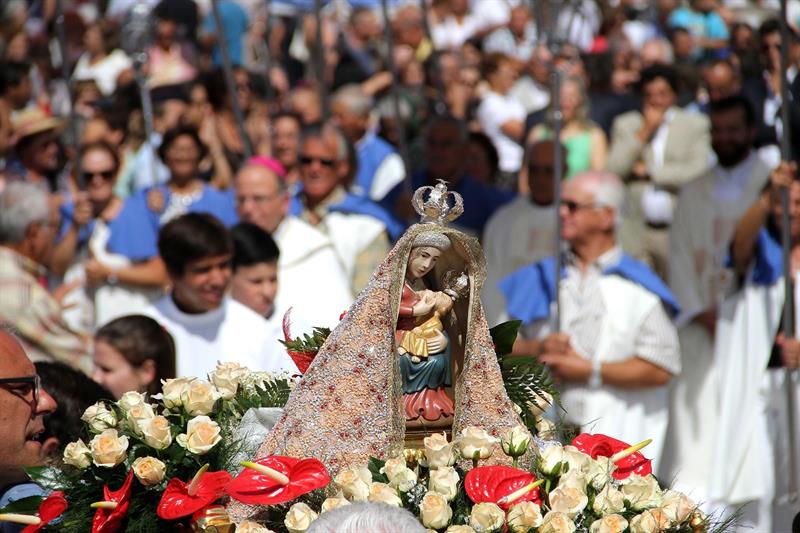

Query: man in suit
left=608, top=64, right=711, bottom=278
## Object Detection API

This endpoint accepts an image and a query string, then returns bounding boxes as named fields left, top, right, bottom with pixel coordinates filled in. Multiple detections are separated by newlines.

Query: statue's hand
left=426, top=330, right=448, bottom=354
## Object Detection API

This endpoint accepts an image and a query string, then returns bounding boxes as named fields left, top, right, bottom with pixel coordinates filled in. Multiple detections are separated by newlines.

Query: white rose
left=176, top=415, right=222, bottom=455
left=139, top=415, right=173, bottom=450
left=539, top=444, right=566, bottom=475
left=132, top=456, right=166, bottom=486
left=118, top=391, right=147, bottom=412
left=445, top=527, right=476, bottom=533
left=284, top=502, right=318, bottom=533
left=368, top=482, right=402, bottom=507
left=334, top=466, right=372, bottom=501
left=456, top=426, right=499, bottom=461
left=593, top=485, right=626, bottom=515
left=320, top=495, right=350, bottom=513
left=429, top=466, right=459, bottom=501
left=539, top=511, right=577, bottom=533
left=81, top=402, right=117, bottom=433
left=237, top=520, right=276, bottom=533
left=210, top=362, right=249, bottom=400
left=62, top=439, right=91, bottom=469
left=589, top=514, right=629, bottom=533
left=660, top=490, right=695, bottom=522
left=549, top=486, right=588, bottom=519
left=500, top=425, right=532, bottom=458
left=586, top=456, right=616, bottom=490
left=562, top=446, right=591, bottom=474
left=381, top=456, right=418, bottom=492
left=420, top=492, right=453, bottom=529
left=535, top=417, right=557, bottom=439
left=89, top=429, right=129, bottom=467
left=182, top=379, right=219, bottom=416
left=526, top=391, right=553, bottom=417
left=621, top=474, right=662, bottom=510
left=469, top=502, right=505, bottom=532
left=424, top=432, right=457, bottom=469
left=557, top=469, right=587, bottom=491
left=506, top=501, right=544, bottom=532
left=380, top=455, right=407, bottom=479
left=629, top=508, right=671, bottom=533
left=126, top=402, right=156, bottom=434
left=156, top=377, right=194, bottom=409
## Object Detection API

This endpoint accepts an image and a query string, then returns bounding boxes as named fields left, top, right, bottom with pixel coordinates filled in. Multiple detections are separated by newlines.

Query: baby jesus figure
left=398, top=290, right=454, bottom=363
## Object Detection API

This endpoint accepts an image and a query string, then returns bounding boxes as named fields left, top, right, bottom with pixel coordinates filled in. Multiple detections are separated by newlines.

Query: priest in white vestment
left=234, top=160, right=354, bottom=331
left=482, top=140, right=562, bottom=326
left=498, top=172, right=681, bottom=470
left=661, top=96, right=771, bottom=509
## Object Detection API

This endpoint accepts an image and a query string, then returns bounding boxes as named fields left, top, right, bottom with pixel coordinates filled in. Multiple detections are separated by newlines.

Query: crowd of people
left=1, top=0, right=800, bottom=531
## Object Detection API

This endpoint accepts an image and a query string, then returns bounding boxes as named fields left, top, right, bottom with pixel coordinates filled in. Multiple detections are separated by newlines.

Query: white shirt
left=145, top=295, right=299, bottom=378
left=431, top=15, right=480, bottom=50
left=476, top=91, right=525, bottom=173
left=73, top=49, right=133, bottom=96
left=712, top=152, right=757, bottom=203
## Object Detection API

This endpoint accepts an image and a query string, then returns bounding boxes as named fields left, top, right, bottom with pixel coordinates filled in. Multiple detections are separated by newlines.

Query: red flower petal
left=226, top=456, right=330, bottom=505
left=464, top=466, right=541, bottom=510
left=20, top=491, right=68, bottom=533
left=92, top=470, right=134, bottom=533
left=157, top=471, right=232, bottom=520
left=570, top=433, right=652, bottom=480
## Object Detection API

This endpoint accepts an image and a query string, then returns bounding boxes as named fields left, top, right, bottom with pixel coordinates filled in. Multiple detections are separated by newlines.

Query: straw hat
left=11, top=107, right=66, bottom=146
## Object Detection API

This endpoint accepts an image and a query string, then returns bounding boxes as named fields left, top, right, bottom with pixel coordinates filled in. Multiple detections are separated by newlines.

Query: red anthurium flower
left=571, top=433, right=653, bottom=480
left=465, top=466, right=543, bottom=510
left=226, top=456, right=330, bottom=505
left=91, top=470, right=134, bottom=533
left=20, top=491, right=68, bottom=533
left=157, top=465, right=232, bottom=520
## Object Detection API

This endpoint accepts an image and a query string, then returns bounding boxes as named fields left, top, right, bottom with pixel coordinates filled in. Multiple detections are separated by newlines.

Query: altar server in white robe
left=482, top=140, right=562, bottom=326
left=234, top=159, right=353, bottom=331
left=661, top=96, right=771, bottom=504
left=498, top=171, right=681, bottom=469
left=712, top=160, right=800, bottom=533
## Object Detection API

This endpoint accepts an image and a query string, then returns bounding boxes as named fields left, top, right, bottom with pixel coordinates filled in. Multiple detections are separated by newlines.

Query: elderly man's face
left=704, top=64, right=740, bottom=102
left=331, top=100, right=368, bottom=142
left=560, top=178, right=613, bottom=244
left=272, top=116, right=301, bottom=168
left=0, top=332, right=57, bottom=489
left=300, top=137, right=340, bottom=204
left=21, top=131, right=60, bottom=174
left=235, top=166, right=288, bottom=234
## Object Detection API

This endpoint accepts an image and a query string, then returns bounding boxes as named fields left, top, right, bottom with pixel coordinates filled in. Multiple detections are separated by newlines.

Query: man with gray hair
left=307, top=502, right=425, bottom=533
left=0, top=182, right=91, bottom=372
left=330, top=84, right=406, bottom=203
left=498, top=171, right=680, bottom=470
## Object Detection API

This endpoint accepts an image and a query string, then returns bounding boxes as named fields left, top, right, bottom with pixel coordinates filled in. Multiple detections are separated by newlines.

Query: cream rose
left=592, top=485, right=626, bottom=515
left=118, top=391, right=147, bottom=412
left=420, top=492, right=452, bottom=529
left=526, top=391, right=553, bottom=417
left=506, top=501, right=544, bottom=532
left=81, top=402, right=117, bottom=433
left=284, top=502, right=318, bottom=533
left=557, top=469, right=587, bottom=491
left=182, top=379, right=219, bottom=416
left=660, top=490, right=695, bottom=522
left=429, top=466, right=459, bottom=501
left=539, top=444, right=566, bottom=475
left=456, top=426, right=499, bottom=461
left=539, top=511, right=577, bottom=533
left=381, top=455, right=417, bottom=492
left=621, top=474, right=662, bottom=510
left=334, top=466, right=372, bottom=501
left=63, top=439, right=91, bottom=469
left=469, top=502, right=505, bottom=532
left=210, top=362, right=249, bottom=400
left=562, top=446, right=591, bottom=474
left=176, top=415, right=222, bottom=455
left=368, top=482, right=402, bottom=507
left=320, top=495, right=350, bottom=513
left=126, top=402, right=156, bottom=434
left=535, top=417, right=557, bottom=439
left=445, top=527, right=476, bottom=533
left=586, top=456, right=616, bottom=490
left=156, top=377, right=194, bottom=409
left=132, top=456, right=166, bottom=486
left=89, top=429, right=129, bottom=467
left=549, top=486, right=588, bottom=519
left=589, top=514, right=629, bottom=533
left=424, top=432, right=457, bottom=469
left=237, top=521, right=276, bottom=533
left=629, top=508, right=671, bottom=533
left=140, top=415, right=173, bottom=450
left=500, top=425, right=531, bottom=458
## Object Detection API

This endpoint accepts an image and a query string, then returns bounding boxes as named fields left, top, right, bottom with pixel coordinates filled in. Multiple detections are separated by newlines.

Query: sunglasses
left=0, top=375, right=41, bottom=407
left=561, top=200, right=600, bottom=213
left=299, top=155, right=336, bottom=168
left=81, top=169, right=115, bottom=181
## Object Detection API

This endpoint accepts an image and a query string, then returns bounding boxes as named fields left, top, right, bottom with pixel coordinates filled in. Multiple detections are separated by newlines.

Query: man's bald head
left=234, top=164, right=289, bottom=234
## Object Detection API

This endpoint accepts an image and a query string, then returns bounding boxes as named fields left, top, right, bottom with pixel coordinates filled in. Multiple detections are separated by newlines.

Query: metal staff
left=54, top=0, right=83, bottom=189
left=380, top=0, right=413, bottom=193
left=210, top=0, right=254, bottom=158
left=778, top=0, right=798, bottom=503
left=551, top=66, right=564, bottom=332
left=416, top=0, right=445, bottom=113
left=313, top=0, right=329, bottom=121
left=257, top=0, right=275, bottom=106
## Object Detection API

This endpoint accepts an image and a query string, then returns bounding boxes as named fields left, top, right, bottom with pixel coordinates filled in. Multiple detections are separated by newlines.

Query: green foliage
left=280, top=327, right=331, bottom=353
left=368, top=457, right=388, bottom=483
left=0, top=495, right=43, bottom=515
left=489, top=320, right=522, bottom=356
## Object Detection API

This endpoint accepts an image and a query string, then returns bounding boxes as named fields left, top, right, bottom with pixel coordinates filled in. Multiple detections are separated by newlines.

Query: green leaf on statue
left=489, top=320, right=522, bottom=356
left=0, top=495, right=44, bottom=515
left=367, top=457, right=389, bottom=483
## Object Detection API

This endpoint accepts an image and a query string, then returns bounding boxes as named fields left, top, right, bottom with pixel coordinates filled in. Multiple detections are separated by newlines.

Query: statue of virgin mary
left=228, top=182, right=526, bottom=522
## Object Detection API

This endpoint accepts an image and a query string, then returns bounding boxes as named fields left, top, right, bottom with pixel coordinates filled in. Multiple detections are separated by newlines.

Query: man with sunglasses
left=0, top=328, right=58, bottom=528
left=498, top=171, right=680, bottom=471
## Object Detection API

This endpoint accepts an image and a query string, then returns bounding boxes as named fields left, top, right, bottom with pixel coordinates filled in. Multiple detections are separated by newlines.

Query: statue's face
left=407, top=246, right=442, bottom=280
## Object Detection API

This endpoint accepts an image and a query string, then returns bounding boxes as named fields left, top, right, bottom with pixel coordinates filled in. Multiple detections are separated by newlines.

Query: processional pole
left=312, top=0, right=330, bottom=121
left=54, top=0, right=83, bottom=189
left=380, top=0, right=413, bottom=193
left=417, top=0, right=446, bottom=113
left=778, top=0, right=799, bottom=503
left=211, top=0, right=254, bottom=158
left=258, top=0, right=275, bottom=106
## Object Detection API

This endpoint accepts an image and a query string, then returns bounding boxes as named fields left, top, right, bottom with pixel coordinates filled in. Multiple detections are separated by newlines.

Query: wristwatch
left=589, top=359, right=602, bottom=389
left=107, top=269, right=119, bottom=286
